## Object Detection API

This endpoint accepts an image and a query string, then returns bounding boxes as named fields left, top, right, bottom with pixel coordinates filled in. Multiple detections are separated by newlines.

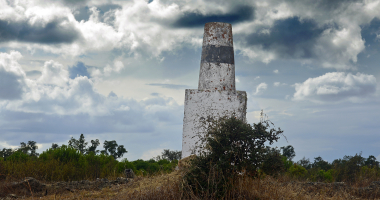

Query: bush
left=288, top=164, right=307, bottom=178
left=6, top=151, right=29, bottom=162
left=185, top=111, right=284, bottom=199
left=261, top=148, right=285, bottom=176
left=317, top=169, right=334, bottom=182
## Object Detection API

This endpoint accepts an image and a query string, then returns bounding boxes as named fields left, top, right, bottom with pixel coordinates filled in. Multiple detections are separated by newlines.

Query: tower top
left=198, top=22, right=235, bottom=93
left=202, top=22, right=233, bottom=47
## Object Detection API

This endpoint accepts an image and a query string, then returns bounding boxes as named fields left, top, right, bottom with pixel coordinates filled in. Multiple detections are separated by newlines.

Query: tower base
left=182, top=89, right=247, bottom=158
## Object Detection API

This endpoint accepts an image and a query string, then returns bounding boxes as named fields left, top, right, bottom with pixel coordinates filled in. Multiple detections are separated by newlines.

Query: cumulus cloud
left=37, top=60, right=69, bottom=86
left=254, top=82, right=267, bottom=95
left=0, top=51, right=183, bottom=153
left=236, top=0, right=380, bottom=69
left=293, top=72, right=377, bottom=103
left=0, top=3, right=81, bottom=44
left=104, top=60, right=125, bottom=75
left=1, top=51, right=182, bottom=118
left=0, top=51, right=26, bottom=100
left=1, top=0, right=379, bottom=70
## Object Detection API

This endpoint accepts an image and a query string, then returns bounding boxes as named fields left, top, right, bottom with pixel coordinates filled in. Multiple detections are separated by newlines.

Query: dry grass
left=2, top=170, right=376, bottom=200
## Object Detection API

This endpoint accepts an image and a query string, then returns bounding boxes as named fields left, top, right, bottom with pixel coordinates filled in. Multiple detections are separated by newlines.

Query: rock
left=124, top=169, right=135, bottom=178
left=6, top=194, right=17, bottom=199
left=11, top=177, right=46, bottom=194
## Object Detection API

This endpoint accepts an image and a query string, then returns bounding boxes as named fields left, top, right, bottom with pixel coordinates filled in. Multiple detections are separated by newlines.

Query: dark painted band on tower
left=201, top=45, right=234, bottom=64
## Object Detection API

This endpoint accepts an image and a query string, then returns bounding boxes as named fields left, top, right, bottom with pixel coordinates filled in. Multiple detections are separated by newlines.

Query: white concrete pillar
left=182, top=22, right=247, bottom=159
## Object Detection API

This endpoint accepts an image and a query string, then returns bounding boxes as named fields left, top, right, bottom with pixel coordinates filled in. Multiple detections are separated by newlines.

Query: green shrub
left=185, top=111, right=284, bottom=199
left=283, top=156, right=294, bottom=171
left=288, top=164, right=307, bottom=178
left=7, top=151, right=29, bottom=162
left=317, top=169, right=334, bottom=182
left=261, top=148, right=285, bottom=176
left=39, top=145, right=82, bottom=164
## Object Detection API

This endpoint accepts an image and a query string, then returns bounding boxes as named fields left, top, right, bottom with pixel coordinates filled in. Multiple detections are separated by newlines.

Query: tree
left=87, top=139, right=100, bottom=154
left=313, top=156, right=331, bottom=171
left=68, top=134, right=88, bottom=154
left=20, top=141, right=39, bottom=157
left=0, top=148, right=14, bottom=160
left=261, top=147, right=285, bottom=176
left=364, top=155, right=379, bottom=167
left=297, top=157, right=312, bottom=169
left=281, top=145, right=295, bottom=161
left=101, top=140, right=127, bottom=159
left=51, top=143, right=59, bottom=149
left=161, top=149, right=182, bottom=161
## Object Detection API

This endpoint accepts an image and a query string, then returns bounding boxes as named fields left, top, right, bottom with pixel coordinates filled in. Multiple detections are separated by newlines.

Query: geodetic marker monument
left=182, top=22, right=247, bottom=158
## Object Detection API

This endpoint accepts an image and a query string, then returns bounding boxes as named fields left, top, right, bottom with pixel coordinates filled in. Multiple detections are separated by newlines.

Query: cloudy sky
left=1, top=0, right=380, bottom=162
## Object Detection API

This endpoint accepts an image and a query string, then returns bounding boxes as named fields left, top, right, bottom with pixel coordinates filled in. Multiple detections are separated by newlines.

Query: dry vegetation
left=1, top=169, right=380, bottom=200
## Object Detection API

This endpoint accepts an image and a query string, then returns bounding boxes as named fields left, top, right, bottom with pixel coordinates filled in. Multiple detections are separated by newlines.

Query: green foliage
left=0, top=145, right=180, bottom=181
left=261, top=147, right=285, bottom=176
left=7, top=151, right=29, bottom=162
left=51, top=143, right=59, bottom=149
left=185, top=111, right=284, bottom=199
left=288, top=164, right=307, bottom=178
left=87, top=139, right=100, bottom=154
left=68, top=134, right=88, bottom=154
left=39, top=145, right=82, bottom=164
left=281, top=145, right=295, bottom=161
left=2, top=145, right=121, bottom=181
left=159, top=149, right=182, bottom=161
left=20, top=141, right=39, bottom=157
left=101, top=140, right=127, bottom=159
left=297, top=157, right=311, bottom=169
left=316, top=169, right=334, bottom=182
left=282, top=156, right=294, bottom=171
left=313, top=156, right=331, bottom=171
left=0, top=148, right=14, bottom=160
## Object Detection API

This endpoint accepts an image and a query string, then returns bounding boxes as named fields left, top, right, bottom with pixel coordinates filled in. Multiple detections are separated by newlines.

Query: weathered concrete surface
left=198, top=62, right=235, bottom=92
left=182, top=89, right=247, bottom=158
left=198, top=22, right=235, bottom=92
left=182, top=22, right=247, bottom=158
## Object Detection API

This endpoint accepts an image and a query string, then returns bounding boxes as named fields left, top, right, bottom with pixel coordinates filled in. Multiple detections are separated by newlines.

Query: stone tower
left=182, top=22, right=247, bottom=158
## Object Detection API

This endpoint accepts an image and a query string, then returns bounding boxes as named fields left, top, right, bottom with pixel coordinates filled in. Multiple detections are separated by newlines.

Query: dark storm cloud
left=69, top=61, right=91, bottom=79
left=0, top=68, right=24, bottom=100
left=245, top=17, right=328, bottom=59
left=146, top=83, right=188, bottom=89
left=0, top=18, right=80, bottom=44
left=172, top=5, right=254, bottom=28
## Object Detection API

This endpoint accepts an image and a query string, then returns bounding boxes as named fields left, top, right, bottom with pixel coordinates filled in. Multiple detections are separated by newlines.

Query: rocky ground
left=0, top=176, right=132, bottom=199
left=1, top=173, right=380, bottom=199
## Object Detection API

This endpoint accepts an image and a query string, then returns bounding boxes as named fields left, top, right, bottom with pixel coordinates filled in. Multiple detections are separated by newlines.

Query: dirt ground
left=0, top=170, right=183, bottom=200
